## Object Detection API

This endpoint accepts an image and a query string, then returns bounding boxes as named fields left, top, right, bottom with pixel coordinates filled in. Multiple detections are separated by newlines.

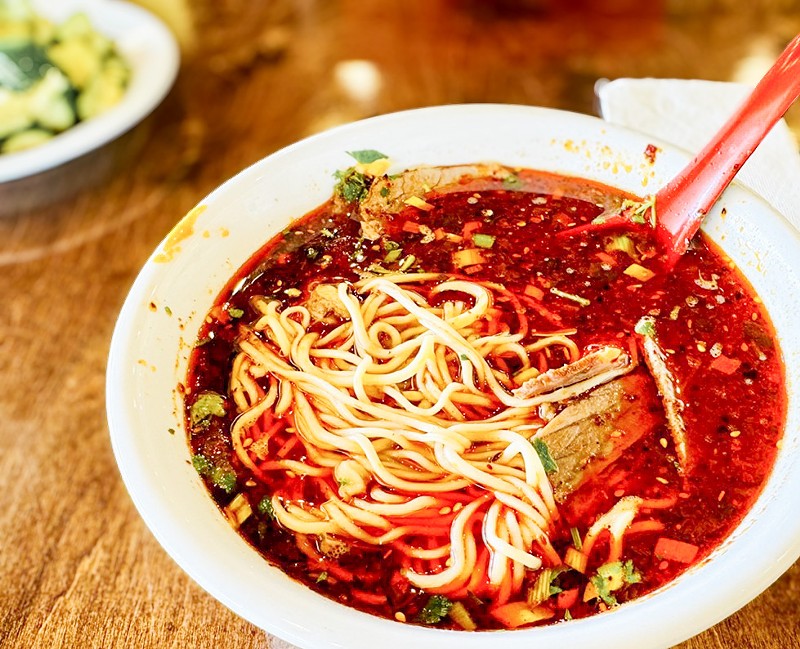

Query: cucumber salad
left=0, top=0, right=130, bottom=155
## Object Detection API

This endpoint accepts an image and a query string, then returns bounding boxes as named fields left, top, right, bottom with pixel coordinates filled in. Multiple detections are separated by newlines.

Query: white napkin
left=597, top=78, right=800, bottom=231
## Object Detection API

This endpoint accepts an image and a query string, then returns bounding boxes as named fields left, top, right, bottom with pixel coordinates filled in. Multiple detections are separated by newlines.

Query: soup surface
left=184, top=158, right=784, bottom=631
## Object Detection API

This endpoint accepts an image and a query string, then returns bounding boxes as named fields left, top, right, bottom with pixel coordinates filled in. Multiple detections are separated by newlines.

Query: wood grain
left=1, top=2, right=798, bottom=647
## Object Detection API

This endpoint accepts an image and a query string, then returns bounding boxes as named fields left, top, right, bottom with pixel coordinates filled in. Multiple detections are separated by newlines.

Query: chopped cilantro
left=212, top=468, right=237, bottom=494
left=316, top=571, right=329, bottom=583
left=194, top=336, right=212, bottom=347
left=191, top=453, right=213, bottom=475
left=347, top=149, right=388, bottom=164
left=380, top=186, right=390, bottom=197
left=622, top=196, right=657, bottom=228
left=591, top=560, right=642, bottom=607
left=532, top=438, right=558, bottom=474
left=634, top=316, right=656, bottom=337
left=191, top=454, right=237, bottom=494
left=258, top=495, right=276, bottom=520
left=502, top=174, right=521, bottom=188
left=334, top=168, right=369, bottom=203
left=189, top=391, right=226, bottom=426
left=164, top=306, right=173, bottom=316
left=418, top=595, right=452, bottom=624
left=459, top=353, right=470, bottom=361
left=227, top=306, right=244, bottom=319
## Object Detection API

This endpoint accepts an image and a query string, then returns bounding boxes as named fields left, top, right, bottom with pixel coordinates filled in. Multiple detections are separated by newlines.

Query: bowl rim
left=107, top=103, right=800, bottom=649
left=0, top=0, right=179, bottom=183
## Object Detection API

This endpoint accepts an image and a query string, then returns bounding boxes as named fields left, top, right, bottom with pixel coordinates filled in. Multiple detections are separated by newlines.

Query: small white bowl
left=107, top=105, right=800, bottom=649
left=0, top=0, right=179, bottom=183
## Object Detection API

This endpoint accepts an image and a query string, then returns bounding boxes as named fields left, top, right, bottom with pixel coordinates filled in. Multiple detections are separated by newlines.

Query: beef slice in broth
left=534, top=372, right=661, bottom=502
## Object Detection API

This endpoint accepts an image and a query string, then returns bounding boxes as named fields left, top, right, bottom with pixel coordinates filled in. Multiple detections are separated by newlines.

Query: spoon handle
left=656, top=33, right=800, bottom=265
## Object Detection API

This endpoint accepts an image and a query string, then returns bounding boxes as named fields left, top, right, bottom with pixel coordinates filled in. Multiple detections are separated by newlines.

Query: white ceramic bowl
left=107, top=105, right=800, bottom=649
left=0, top=0, right=179, bottom=182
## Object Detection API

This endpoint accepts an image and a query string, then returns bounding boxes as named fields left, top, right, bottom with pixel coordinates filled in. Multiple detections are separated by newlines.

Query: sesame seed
left=659, top=437, right=668, bottom=448
left=656, top=477, right=669, bottom=485
left=467, top=197, right=478, bottom=205
left=730, top=430, right=741, bottom=438
left=395, top=611, right=407, bottom=623
left=439, top=506, right=452, bottom=515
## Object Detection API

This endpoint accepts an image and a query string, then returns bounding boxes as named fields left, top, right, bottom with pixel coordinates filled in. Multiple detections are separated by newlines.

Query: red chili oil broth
left=185, top=169, right=785, bottom=630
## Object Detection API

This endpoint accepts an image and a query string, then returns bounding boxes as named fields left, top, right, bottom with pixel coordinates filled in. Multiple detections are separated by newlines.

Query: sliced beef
left=534, top=372, right=661, bottom=502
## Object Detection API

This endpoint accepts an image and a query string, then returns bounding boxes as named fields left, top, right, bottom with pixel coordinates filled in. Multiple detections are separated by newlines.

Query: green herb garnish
left=227, top=306, right=244, bottom=319
left=257, top=495, right=276, bottom=520
left=347, top=149, right=388, bottom=164
left=622, top=195, right=657, bottom=228
left=532, top=438, right=558, bottom=474
left=191, top=453, right=237, bottom=494
left=334, top=167, right=369, bottom=203
left=591, top=560, right=642, bottom=607
left=189, top=391, right=226, bottom=426
left=418, top=595, right=452, bottom=624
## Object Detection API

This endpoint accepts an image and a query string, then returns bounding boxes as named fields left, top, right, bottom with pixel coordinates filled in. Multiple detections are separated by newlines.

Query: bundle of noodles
left=227, top=273, right=632, bottom=605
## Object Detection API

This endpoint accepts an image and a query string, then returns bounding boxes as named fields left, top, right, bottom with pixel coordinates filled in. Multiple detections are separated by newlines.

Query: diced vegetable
left=624, top=263, right=655, bottom=282
left=556, top=587, right=579, bottom=609
left=452, top=248, right=486, bottom=268
left=447, top=601, right=476, bottom=630
left=472, top=233, right=496, bottom=249
left=570, top=526, right=583, bottom=550
left=1, top=126, right=50, bottom=152
left=654, top=537, right=699, bottom=564
left=224, top=492, right=252, bottom=528
left=709, top=354, right=741, bottom=375
left=595, top=250, right=617, bottom=266
left=489, top=601, right=554, bottom=629
left=527, top=566, right=565, bottom=606
left=564, top=546, right=588, bottom=573
left=404, top=195, right=435, bottom=211
left=0, top=7, right=130, bottom=154
left=524, top=284, right=544, bottom=300
left=606, top=234, right=637, bottom=258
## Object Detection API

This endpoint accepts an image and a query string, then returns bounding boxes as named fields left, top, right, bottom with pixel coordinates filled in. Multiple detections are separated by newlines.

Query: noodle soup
left=183, top=159, right=784, bottom=631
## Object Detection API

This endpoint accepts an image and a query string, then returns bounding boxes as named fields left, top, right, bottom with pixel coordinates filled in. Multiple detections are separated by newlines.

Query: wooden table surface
left=2, top=1, right=799, bottom=647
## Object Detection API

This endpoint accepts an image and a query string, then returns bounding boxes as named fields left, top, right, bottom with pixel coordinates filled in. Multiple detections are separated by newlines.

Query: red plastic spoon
left=564, top=33, right=800, bottom=268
